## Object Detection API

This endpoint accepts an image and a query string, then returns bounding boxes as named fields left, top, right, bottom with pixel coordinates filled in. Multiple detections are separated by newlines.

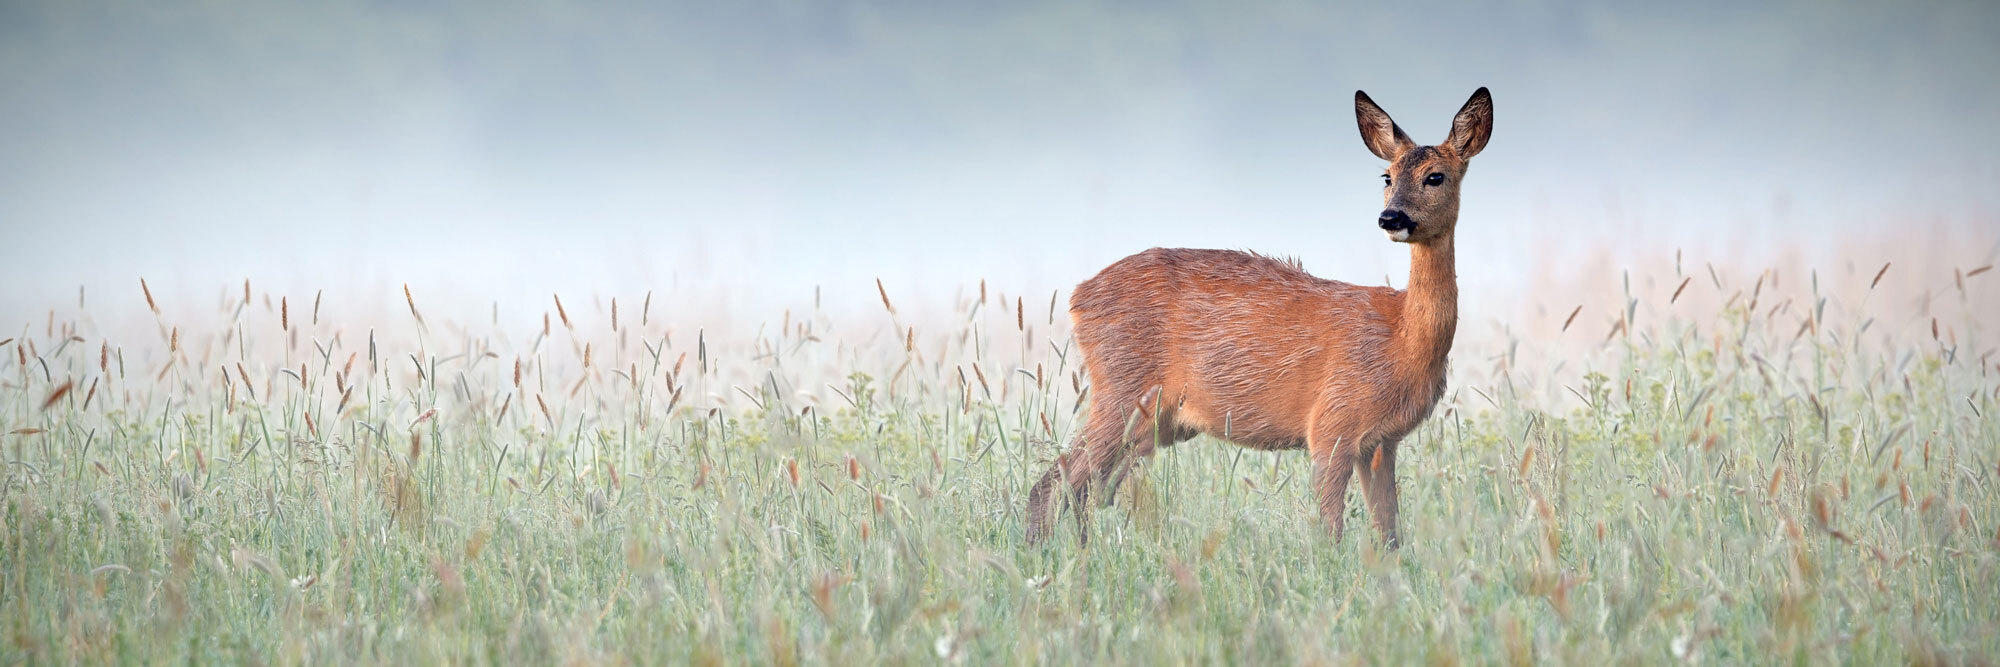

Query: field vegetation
left=2, top=258, right=1997, bottom=664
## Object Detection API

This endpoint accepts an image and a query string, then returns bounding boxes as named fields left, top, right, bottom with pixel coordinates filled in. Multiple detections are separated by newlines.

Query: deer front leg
left=1356, top=439, right=1401, bottom=549
left=1308, top=434, right=1360, bottom=542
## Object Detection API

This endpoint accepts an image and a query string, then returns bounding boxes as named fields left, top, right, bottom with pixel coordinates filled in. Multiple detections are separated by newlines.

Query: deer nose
left=1378, top=210, right=1413, bottom=231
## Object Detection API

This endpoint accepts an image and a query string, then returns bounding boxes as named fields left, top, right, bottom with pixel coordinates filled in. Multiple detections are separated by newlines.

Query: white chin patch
left=1385, top=229, right=1411, bottom=242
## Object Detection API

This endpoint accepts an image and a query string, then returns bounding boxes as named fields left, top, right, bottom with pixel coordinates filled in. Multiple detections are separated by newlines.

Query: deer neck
left=1396, top=233, right=1458, bottom=378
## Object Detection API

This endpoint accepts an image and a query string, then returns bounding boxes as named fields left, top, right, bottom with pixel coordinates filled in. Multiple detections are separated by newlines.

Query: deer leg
left=1355, top=439, right=1402, bottom=549
left=1309, top=435, right=1361, bottom=543
left=1025, top=448, right=1086, bottom=545
left=1100, top=413, right=1190, bottom=508
left=1098, top=387, right=1173, bottom=506
left=1025, top=394, right=1137, bottom=546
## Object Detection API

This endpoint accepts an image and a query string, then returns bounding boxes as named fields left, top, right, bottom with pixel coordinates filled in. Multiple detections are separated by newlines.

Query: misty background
left=3, top=0, right=1997, bottom=334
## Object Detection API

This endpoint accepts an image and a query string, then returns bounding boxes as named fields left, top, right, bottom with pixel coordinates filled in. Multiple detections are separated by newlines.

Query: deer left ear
left=1444, top=87, right=1493, bottom=158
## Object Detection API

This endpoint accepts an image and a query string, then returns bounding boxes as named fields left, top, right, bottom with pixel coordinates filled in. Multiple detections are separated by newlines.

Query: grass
left=2, top=263, right=1997, bottom=665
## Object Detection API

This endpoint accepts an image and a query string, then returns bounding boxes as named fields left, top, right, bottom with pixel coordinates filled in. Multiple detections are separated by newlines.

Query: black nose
left=1378, top=210, right=1413, bottom=231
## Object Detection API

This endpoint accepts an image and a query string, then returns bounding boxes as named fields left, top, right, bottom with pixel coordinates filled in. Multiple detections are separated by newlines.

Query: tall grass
left=1, top=257, right=1995, bottom=664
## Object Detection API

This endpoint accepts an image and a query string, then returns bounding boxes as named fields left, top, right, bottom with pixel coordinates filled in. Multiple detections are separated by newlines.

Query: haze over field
left=3, top=0, right=1997, bottom=333
left=5, top=4, right=2000, bottom=663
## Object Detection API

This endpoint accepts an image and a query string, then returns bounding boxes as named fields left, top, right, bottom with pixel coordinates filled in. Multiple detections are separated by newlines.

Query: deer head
left=1355, top=88, right=1493, bottom=244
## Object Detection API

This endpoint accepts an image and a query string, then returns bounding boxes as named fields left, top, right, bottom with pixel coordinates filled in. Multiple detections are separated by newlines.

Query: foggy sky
left=3, top=0, right=1997, bottom=325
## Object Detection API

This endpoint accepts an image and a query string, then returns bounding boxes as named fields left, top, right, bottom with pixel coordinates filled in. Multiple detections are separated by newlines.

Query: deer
left=1025, top=88, right=1493, bottom=548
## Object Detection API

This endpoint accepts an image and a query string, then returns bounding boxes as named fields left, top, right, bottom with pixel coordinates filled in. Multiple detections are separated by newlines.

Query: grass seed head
left=41, top=380, right=73, bottom=410
left=875, top=278, right=896, bottom=315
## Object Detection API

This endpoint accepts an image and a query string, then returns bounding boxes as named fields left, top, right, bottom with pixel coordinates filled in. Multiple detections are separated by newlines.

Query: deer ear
left=1444, top=87, right=1493, bottom=158
left=1355, top=91, right=1414, bottom=161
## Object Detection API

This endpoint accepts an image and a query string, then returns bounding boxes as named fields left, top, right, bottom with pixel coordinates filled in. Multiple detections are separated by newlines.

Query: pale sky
left=3, top=0, right=1997, bottom=328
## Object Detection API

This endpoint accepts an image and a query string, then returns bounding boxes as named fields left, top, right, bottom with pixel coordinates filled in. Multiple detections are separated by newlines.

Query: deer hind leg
left=1309, top=433, right=1362, bottom=543
left=1025, top=390, right=1148, bottom=545
left=1025, top=448, right=1087, bottom=545
left=1354, top=439, right=1402, bottom=549
left=1099, top=400, right=1191, bottom=508
left=1024, top=387, right=1168, bottom=543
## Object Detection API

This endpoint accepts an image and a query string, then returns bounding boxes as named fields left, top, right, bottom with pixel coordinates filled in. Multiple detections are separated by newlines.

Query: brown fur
left=1025, top=88, right=1494, bottom=548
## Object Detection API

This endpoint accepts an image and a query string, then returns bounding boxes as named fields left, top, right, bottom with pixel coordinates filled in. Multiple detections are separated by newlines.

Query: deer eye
left=1424, top=173, right=1445, bottom=186
left=1381, top=174, right=1391, bottom=187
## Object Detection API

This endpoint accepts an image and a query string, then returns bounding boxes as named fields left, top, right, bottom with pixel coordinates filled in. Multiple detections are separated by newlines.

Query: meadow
left=2, top=255, right=1997, bottom=665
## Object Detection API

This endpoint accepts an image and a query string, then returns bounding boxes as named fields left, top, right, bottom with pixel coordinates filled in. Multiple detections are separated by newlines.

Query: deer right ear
left=1355, top=91, right=1414, bottom=161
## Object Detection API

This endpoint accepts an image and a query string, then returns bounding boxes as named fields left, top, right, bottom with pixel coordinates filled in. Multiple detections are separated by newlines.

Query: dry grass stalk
left=41, top=380, right=73, bottom=410
left=554, top=294, right=572, bottom=330
left=875, top=278, right=896, bottom=315
left=403, top=284, right=424, bottom=324
left=234, top=364, right=254, bottom=399
left=140, top=278, right=158, bottom=314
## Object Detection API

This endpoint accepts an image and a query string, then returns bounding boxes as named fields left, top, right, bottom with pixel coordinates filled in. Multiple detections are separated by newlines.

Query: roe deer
left=1024, top=88, right=1493, bottom=548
